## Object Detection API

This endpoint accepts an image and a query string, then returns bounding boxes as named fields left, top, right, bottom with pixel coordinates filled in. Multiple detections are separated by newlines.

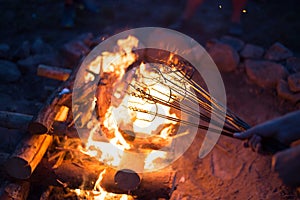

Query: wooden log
left=132, top=170, right=177, bottom=199
left=102, top=167, right=176, bottom=199
left=43, top=159, right=176, bottom=199
left=28, top=62, right=79, bottom=135
left=4, top=134, right=53, bottom=179
left=5, top=104, right=71, bottom=179
left=0, top=111, right=33, bottom=130
left=37, top=64, right=71, bottom=81
left=27, top=96, right=70, bottom=135
left=0, top=181, right=30, bottom=200
left=0, top=110, right=75, bottom=137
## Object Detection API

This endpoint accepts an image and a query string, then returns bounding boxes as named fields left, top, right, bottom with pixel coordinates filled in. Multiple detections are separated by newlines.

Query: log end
left=5, top=157, right=32, bottom=180
left=114, top=169, right=141, bottom=191
left=28, top=122, right=48, bottom=135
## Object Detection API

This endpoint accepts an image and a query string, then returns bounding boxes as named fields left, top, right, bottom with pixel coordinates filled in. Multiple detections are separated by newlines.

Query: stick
left=0, top=111, right=33, bottom=130
left=37, top=64, right=71, bottom=81
left=4, top=133, right=53, bottom=179
left=0, top=181, right=30, bottom=200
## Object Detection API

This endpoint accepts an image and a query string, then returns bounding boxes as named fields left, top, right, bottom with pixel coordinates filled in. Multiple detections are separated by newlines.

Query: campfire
left=0, top=31, right=288, bottom=199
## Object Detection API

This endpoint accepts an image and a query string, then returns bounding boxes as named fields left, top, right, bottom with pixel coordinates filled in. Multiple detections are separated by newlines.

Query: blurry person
left=234, top=110, right=300, bottom=187
left=61, top=0, right=99, bottom=28
left=171, top=0, right=247, bottom=35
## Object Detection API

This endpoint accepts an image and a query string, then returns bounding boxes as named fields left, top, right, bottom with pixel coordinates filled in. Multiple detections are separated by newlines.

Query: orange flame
left=82, top=35, right=186, bottom=170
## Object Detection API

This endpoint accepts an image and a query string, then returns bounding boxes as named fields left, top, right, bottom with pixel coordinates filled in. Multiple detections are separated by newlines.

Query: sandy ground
left=171, top=70, right=298, bottom=199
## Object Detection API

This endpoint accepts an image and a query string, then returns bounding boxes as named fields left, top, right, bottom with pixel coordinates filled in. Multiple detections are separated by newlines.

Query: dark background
left=0, top=0, right=299, bottom=53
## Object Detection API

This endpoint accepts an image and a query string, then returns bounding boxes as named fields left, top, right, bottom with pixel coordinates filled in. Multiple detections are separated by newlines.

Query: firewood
left=37, top=64, right=71, bottom=81
left=27, top=95, right=71, bottom=135
left=0, top=110, right=75, bottom=137
left=133, top=170, right=177, bottom=199
left=5, top=103, right=72, bottom=179
left=102, top=167, right=176, bottom=199
left=46, top=159, right=176, bottom=199
left=0, top=181, right=30, bottom=200
left=28, top=62, right=79, bottom=135
left=0, top=111, right=33, bottom=130
left=4, top=134, right=53, bottom=179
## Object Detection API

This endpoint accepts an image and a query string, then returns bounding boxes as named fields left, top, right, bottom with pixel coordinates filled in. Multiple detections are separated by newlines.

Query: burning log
left=4, top=133, right=53, bottom=179
left=36, top=158, right=176, bottom=199
left=5, top=101, right=70, bottom=179
left=28, top=95, right=71, bottom=135
left=0, top=111, right=33, bottom=130
left=102, top=168, right=176, bottom=199
left=0, top=181, right=30, bottom=200
left=37, top=64, right=71, bottom=81
left=0, top=110, right=75, bottom=138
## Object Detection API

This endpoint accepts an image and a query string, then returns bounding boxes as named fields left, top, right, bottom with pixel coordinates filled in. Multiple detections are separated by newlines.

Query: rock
left=219, top=35, right=245, bottom=52
left=245, top=60, right=287, bottom=88
left=0, top=60, right=21, bottom=83
left=0, top=43, right=10, bottom=59
left=0, top=93, right=13, bottom=110
left=286, top=57, right=300, bottom=73
left=240, top=44, right=264, bottom=59
left=13, top=41, right=31, bottom=60
left=60, top=40, right=90, bottom=67
left=205, top=38, right=219, bottom=50
left=0, top=127, right=24, bottom=152
left=6, top=99, right=42, bottom=114
left=17, top=54, right=60, bottom=73
left=264, top=42, right=293, bottom=61
left=277, top=79, right=300, bottom=103
left=288, top=72, right=300, bottom=92
left=207, top=42, right=240, bottom=72
left=31, top=38, right=54, bottom=55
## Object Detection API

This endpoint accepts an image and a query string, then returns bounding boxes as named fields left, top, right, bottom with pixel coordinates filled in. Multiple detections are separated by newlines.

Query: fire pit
left=0, top=28, right=291, bottom=200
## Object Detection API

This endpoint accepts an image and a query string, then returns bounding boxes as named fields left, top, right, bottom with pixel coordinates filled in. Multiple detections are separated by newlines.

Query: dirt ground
left=0, top=0, right=300, bottom=199
left=171, top=69, right=298, bottom=199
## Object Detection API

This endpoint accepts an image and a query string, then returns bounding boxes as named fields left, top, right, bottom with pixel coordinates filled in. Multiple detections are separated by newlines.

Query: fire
left=72, top=169, right=132, bottom=200
left=74, top=34, right=190, bottom=199
left=84, top=36, right=138, bottom=83
left=81, top=35, right=185, bottom=169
